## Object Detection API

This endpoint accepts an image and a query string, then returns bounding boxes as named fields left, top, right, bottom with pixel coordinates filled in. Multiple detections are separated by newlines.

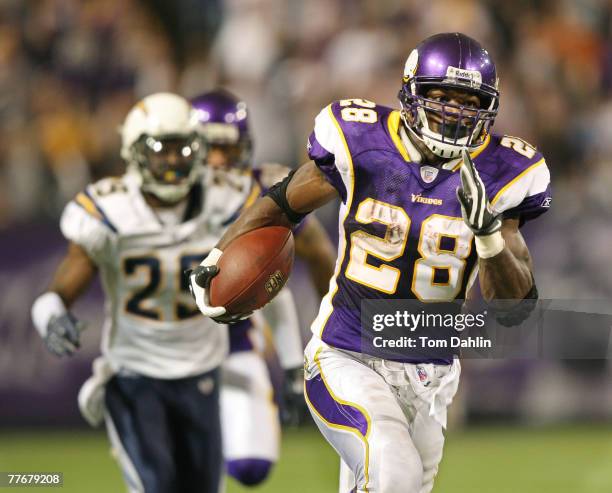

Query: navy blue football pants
left=104, top=369, right=222, bottom=493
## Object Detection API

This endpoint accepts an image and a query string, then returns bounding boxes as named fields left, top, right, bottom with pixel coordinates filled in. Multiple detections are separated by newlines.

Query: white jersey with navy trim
left=60, top=171, right=254, bottom=379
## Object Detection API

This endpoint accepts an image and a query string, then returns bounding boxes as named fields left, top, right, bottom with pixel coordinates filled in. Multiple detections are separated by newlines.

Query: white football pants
left=304, top=336, right=460, bottom=493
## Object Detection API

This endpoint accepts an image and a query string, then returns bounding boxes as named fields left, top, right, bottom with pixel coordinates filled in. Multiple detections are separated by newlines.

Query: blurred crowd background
left=2, top=0, right=612, bottom=426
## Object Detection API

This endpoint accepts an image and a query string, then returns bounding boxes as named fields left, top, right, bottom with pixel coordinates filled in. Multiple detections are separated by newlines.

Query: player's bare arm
left=48, top=242, right=98, bottom=306
left=457, top=148, right=537, bottom=318
left=478, top=218, right=533, bottom=301
left=190, top=161, right=337, bottom=319
left=293, top=216, right=336, bottom=298
left=31, top=242, right=96, bottom=357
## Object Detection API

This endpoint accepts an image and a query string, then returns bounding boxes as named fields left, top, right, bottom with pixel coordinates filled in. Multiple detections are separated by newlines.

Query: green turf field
left=1, top=424, right=611, bottom=492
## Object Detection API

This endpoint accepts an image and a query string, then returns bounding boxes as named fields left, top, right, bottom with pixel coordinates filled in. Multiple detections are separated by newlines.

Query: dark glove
left=187, top=265, right=252, bottom=324
left=456, top=148, right=502, bottom=236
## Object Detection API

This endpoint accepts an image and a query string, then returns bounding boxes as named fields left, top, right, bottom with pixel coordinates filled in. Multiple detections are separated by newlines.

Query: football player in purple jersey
left=190, top=89, right=336, bottom=487
left=189, top=33, right=551, bottom=493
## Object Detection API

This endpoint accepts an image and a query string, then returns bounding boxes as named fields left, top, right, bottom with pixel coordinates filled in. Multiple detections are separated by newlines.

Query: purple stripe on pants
left=305, top=374, right=369, bottom=437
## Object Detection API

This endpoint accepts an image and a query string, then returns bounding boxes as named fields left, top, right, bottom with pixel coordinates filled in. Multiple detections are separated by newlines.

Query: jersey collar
left=387, top=111, right=492, bottom=171
left=387, top=111, right=422, bottom=163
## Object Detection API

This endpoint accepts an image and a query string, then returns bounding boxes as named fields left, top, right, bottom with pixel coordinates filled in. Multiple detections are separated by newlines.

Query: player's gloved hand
left=44, top=313, right=85, bottom=357
left=188, top=248, right=227, bottom=319
left=215, top=310, right=254, bottom=324
left=281, top=367, right=308, bottom=426
left=456, top=148, right=505, bottom=258
left=32, top=291, right=86, bottom=357
left=187, top=248, right=252, bottom=323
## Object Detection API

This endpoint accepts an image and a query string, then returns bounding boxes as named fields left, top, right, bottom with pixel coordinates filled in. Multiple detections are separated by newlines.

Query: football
left=209, top=226, right=295, bottom=315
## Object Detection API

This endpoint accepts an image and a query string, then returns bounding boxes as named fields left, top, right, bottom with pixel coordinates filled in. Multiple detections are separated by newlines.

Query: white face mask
left=141, top=180, right=195, bottom=203
left=127, top=134, right=205, bottom=203
left=128, top=161, right=203, bottom=204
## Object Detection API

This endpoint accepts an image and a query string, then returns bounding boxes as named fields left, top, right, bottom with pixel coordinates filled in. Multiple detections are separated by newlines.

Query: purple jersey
left=307, top=99, right=551, bottom=357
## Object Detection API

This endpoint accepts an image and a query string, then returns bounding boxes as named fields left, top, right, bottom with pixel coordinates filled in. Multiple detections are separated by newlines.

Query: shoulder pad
left=87, top=176, right=129, bottom=201
left=493, top=135, right=543, bottom=168
left=60, top=201, right=114, bottom=263
left=483, top=135, right=551, bottom=221
left=72, top=182, right=121, bottom=233
left=81, top=175, right=147, bottom=233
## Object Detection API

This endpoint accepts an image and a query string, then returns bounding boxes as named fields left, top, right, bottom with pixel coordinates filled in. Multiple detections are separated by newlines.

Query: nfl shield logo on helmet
left=420, top=165, right=439, bottom=183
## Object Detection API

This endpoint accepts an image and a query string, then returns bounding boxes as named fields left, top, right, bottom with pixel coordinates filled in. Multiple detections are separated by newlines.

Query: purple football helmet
left=190, top=89, right=252, bottom=169
left=398, top=33, right=499, bottom=159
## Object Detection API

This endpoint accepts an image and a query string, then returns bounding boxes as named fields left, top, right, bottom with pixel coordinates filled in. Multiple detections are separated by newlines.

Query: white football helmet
left=120, top=92, right=205, bottom=203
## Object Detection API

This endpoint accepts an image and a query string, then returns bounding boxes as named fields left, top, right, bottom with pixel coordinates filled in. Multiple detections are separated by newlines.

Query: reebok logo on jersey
left=411, top=194, right=443, bottom=206
left=541, top=197, right=552, bottom=208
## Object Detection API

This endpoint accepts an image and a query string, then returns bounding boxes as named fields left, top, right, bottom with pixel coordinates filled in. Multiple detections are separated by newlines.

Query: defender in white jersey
left=32, top=93, right=233, bottom=493
left=31, top=91, right=335, bottom=492
left=191, top=89, right=336, bottom=486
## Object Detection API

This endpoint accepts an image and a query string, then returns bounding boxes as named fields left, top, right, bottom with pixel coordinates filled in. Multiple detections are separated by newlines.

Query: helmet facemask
left=399, top=79, right=499, bottom=159
left=129, top=132, right=205, bottom=203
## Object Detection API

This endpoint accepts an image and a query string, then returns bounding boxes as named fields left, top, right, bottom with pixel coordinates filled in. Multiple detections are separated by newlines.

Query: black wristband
left=264, top=169, right=309, bottom=223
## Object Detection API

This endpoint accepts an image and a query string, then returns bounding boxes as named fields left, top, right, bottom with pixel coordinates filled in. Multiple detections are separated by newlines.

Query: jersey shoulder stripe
left=490, top=156, right=547, bottom=206
left=82, top=174, right=164, bottom=234
left=74, top=189, right=118, bottom=232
